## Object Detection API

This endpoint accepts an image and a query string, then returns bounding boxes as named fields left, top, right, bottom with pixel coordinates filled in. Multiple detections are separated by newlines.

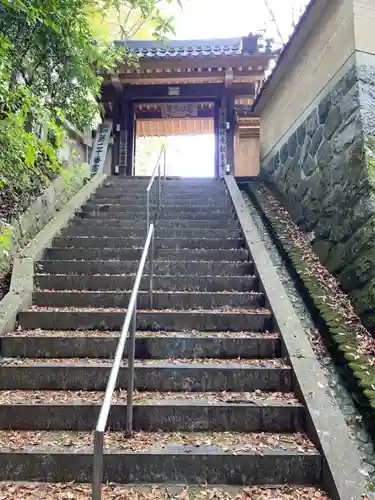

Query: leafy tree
left=0, top=0, right=180, bottom=217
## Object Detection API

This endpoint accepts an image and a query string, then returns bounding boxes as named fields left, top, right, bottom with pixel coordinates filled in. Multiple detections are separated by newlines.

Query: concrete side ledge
left=0, top=174, right=106, bottom=335
left=225, top=175, right=366, bottom=500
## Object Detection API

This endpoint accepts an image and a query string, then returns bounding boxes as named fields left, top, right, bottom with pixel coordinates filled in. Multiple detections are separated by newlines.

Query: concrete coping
left=225, top=174, right=367, bottom=500
left=0, top=174, right=106, bottom=335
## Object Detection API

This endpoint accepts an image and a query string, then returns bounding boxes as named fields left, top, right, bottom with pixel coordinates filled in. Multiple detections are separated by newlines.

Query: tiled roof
left=115, top=36, right=264, bottom=59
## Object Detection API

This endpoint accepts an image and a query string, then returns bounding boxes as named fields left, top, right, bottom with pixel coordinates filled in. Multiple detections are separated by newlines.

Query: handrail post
left=146, top=189, right=150, bottom=234
left=163, top=146, right=166, bottom=180
left=92, top=430, right=104, bottom=500
left=126, top=303, right=137, bottom=437
left=149, top=231, right=155, bottom=309
left=92, top=226, right=154, bottom=498
left=158, top=159, right=161, bottom=214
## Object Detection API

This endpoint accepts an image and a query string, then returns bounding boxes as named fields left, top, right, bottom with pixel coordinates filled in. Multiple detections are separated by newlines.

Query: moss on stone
left=249, top=182, right=375, bottom=427
left=0, top=224, right=15, bottom=273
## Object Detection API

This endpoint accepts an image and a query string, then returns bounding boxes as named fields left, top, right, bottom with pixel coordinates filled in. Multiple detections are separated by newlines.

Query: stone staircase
left=0, top=178, right=325, bottom=496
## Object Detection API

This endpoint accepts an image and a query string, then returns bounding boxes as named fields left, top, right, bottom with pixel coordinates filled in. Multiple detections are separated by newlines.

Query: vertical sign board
left=90, top=123, right=112, bottom=175
left=219, top=107, right=227, bottom=177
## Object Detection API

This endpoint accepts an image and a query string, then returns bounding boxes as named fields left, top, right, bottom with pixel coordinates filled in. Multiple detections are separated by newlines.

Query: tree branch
left=262, top=0, right=285, bottom=45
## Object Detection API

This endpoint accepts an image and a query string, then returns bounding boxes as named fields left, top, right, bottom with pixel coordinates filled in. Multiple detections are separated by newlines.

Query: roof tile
left=114, top=37, right=261, bottom=60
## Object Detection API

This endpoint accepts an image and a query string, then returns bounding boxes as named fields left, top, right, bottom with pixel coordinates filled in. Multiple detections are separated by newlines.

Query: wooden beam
left=118, top=76, right=225, bottom=85
left=121, top=84, right=225, bottom=99
left=225, top=68, right=234, bottom=88
left=100, top=83, right=257, bottom=104
left=102, top=68, right=264, bottom=86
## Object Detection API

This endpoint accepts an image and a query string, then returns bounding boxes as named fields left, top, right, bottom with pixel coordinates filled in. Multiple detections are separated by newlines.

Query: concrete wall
left=60, top=122, right=93, bottom=166
left=255, top=0, right=375, bottom=332
left=235, top=135, right=260, bottom=176
left=260, top=0, right=355, bottom=158
left=353, top=0, right=375, bottom=56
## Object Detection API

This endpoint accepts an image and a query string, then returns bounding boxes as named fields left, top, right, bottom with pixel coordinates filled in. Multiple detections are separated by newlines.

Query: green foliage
left=0, top=223, right=13, bottom=262
left=0, top=0, right=179, bottom=219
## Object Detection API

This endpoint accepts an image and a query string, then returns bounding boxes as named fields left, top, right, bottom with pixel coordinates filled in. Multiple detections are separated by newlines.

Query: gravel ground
left=0, top=483, right=330, bottom=499
left=241, top=189, right=375, bottom=486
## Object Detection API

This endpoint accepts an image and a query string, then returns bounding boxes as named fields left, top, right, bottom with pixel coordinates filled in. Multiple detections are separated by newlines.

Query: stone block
left=35, top=274, right=257, bottom=293
left=0, top=448, right=320, bottom=485
left=0, top=401, right=305, bottom=433
left=309, top=126, right=323, bottom=157
left=0, top=364, right=291, bottom=392
left=43, top=247, right=249, bottom=262
left=36, top=259, right=254, bottom=277
left=0, top=334, right=281, bottom=360
left=18, top=310, right=273, bottom=332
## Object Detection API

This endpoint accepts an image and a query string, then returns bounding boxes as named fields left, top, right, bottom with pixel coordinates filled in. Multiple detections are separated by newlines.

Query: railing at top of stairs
left=91, top=145, right=166, bottom=500
left=146, top=145, right=166, bottom=233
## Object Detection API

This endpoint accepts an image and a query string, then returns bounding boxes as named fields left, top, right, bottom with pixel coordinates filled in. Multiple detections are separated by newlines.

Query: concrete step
left=91, top=194, right=231, bottom=203
left=34, top=275, right=258, bottom=292
left=36, top=260, right=254, bottom=277
left=32, top=291, right=265, bottom=309
left=43, top=248, right=249, bottom=262
left=76, top=210, right=236, bottom=221
left=82, top=202, right=233, bottom=213
left=1, top=331, right=280, bottom=359
left=0, top=483, right=330, bottom=498
left=0, top=391, right=304, bottom=432
left=62, top=227, right=242, bottom=239
left=91, top=192, right=232, bottom=200
left=96, top=186, right=228, bottom=194
left=0, top=430, right=320, bottom=484
left=103, top=177, right=223, bottom=183
left=98, top=190, right=229, bottom=198
left=102, top=177, right=223, bottom=183
left=70, top=217, right=240, bottom=229
left=52, top=236, right=245, bottom=250
left=97, top=192, right=229, bottom=200
left=0, top=358, right=291, bottom=391
left=100, top=182, right=226, bottom=190
left=89, top=203, right=233, bottom=212
left=18, top=308, right=273, bottom=332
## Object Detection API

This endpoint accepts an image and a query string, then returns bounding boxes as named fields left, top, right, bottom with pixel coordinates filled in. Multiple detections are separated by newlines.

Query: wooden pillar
left=125, top=101, right=135, bottom=176
left=214, top=100, right=220, bottom=178
left=218, top=96, right=227, bottom=177
left=226, top=95, right=235, bottom=174
left=111, top=90, right=122, bottom=174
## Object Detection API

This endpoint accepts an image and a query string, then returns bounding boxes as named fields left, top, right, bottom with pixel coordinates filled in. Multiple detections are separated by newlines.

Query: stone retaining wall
left=0, top=163, right=90, bottom=275
left=261, top=55, right=375, bottom=331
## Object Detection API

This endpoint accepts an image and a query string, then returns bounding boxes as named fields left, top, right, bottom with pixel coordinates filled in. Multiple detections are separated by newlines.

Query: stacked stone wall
left=261, top=60, right=375, bottom=331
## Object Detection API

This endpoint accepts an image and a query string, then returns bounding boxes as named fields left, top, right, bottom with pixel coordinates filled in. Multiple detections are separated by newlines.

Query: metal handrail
left=146, top=145, right=166, bottom=232
left=92, top=224, right=155, bottom=500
